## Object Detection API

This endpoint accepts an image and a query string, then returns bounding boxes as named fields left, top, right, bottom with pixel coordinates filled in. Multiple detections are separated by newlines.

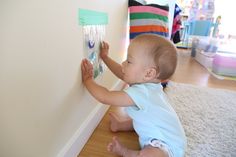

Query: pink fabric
left=129, top=6, right=168, bottom=16
left=213, top=53, right=236, bottom=68
left=172, top=14, right=181, bottom=34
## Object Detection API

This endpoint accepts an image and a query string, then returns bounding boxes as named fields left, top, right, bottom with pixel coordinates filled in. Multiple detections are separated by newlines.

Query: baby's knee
left=138, top=146, right=168, bottom=157
left=137, top=151, right=145, bottom=157
left=137, top=148, right=152, bottom=157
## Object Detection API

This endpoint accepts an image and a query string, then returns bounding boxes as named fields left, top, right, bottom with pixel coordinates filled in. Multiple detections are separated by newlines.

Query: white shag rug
left=165, top=82, right=236, bottom=157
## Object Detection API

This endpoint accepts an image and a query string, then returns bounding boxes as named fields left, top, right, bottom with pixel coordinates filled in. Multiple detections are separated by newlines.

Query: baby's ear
left=144, top=67, right=159, bottom=81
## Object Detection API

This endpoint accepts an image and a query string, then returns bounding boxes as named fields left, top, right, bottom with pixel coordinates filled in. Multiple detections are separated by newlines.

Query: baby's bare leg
left=107, top=137, right=168, bottom=157
left=109, top=112, right=134, bottom=132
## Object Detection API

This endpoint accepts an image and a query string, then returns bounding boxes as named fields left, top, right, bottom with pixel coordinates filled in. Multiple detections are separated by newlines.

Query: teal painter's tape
left=79, top=8, right=108, bottom=25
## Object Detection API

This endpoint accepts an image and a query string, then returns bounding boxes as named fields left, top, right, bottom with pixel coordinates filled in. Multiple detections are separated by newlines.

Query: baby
left=81, top=34, right=187, bottom=157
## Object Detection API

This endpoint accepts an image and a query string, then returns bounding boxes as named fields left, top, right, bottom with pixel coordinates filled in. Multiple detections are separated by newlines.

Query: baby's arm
left=81, top=59, right=133, bottom=107
left=100, top=41, right=124, bottom=80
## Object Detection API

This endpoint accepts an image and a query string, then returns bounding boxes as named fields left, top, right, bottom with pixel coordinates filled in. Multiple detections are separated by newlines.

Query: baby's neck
left=130, top=79, right=161, bottom=86
left=145, top=78, right=161, bottom=84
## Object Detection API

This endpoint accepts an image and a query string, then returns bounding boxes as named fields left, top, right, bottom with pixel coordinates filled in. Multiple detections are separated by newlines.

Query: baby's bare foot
left=107, top=136, right=127, bottom=156
left=109, top=112, right=120, bottom=132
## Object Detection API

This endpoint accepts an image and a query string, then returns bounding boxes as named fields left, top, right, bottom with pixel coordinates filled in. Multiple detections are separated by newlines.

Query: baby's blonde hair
left=132, top=34, right=177, bottom=80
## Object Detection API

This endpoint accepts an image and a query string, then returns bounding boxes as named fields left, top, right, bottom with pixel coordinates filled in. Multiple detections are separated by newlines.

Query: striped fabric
left=129, top=0, right=169, bottom=39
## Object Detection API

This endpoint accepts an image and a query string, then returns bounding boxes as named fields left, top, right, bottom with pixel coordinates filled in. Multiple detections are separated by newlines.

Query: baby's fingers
left=82, top=59, right=92, bottom=71
left=81, top=59, right=94, bottom=81
left=101, top=41, right=109, bottom=49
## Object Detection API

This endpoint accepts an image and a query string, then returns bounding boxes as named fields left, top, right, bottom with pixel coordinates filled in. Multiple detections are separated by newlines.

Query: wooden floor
left=78, top=49, right=236, bottom=157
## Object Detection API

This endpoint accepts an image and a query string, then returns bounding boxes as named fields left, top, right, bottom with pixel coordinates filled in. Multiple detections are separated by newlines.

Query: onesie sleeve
left=124, top=84, right=148, bottom=110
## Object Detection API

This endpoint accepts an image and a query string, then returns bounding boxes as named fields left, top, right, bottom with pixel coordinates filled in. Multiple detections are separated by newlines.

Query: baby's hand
left=81, top=59, right=93, bottom=83
left=100, top=41, right=109, bottom=60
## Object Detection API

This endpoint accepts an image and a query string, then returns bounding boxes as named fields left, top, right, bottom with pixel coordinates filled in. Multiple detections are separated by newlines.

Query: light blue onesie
left=125, top=83, right=187, bottom=157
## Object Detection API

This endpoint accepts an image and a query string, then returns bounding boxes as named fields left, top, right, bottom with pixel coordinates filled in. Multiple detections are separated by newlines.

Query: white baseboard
left=57, top=80, right=125, bottom=157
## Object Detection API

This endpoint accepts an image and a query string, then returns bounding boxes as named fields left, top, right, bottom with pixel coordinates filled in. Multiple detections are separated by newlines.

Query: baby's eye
left=127, top=60, right=131, bottom=64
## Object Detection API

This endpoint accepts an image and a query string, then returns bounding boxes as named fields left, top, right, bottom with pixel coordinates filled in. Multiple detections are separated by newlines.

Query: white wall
left=0, top=0, right=128, bottom=157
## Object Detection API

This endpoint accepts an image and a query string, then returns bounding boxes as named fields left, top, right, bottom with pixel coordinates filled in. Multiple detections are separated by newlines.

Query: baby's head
left=123, top=34, right=177, bottom=84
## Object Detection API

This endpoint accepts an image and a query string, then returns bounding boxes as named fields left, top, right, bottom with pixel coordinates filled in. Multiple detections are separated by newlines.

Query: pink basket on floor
left=212, top=53, right=236, bottom=77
